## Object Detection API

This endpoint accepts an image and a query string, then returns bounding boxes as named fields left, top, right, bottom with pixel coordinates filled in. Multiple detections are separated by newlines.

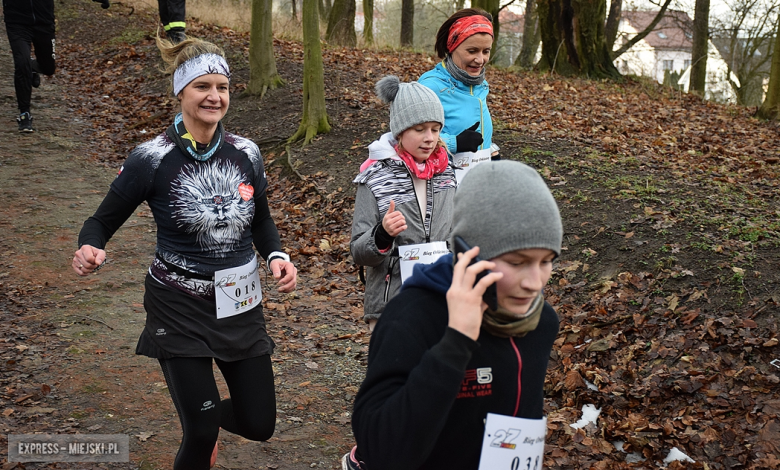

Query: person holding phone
left=344, top=161, right=562, bottom=470
left=350, top=75, right=457, bottom=332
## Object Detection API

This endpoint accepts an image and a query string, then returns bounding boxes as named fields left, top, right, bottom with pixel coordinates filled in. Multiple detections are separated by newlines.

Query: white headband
left=173, top=53, right=231, bottom=96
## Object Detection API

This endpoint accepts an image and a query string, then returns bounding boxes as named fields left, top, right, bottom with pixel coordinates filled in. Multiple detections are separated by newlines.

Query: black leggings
left=5, top=22, right=56, bottom=114
left=159, top=355, right=276, bottom=470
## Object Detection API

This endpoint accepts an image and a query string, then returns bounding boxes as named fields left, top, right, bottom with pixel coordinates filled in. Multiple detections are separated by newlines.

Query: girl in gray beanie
left=349, top=75, right=457, bottom=334
left=347, top=161, right=563, bottom=470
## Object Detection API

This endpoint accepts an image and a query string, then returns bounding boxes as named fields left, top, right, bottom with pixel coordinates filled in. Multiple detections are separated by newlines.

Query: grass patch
left=110, top=26, right=148, bottom=46
left=82, top=383, right=107, bottom=394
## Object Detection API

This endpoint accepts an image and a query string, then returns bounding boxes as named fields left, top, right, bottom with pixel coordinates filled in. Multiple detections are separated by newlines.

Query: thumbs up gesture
left=455, top=121, right=483, bottom=153
left=382, top=200, right=407, bottom=237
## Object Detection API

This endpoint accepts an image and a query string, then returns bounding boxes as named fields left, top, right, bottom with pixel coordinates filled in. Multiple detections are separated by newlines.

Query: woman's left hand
left=269, top=259, right=297, bottom=293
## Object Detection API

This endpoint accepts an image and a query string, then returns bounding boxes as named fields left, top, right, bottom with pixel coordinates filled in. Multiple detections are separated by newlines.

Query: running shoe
left=341, top=446, right=365, bottom=470
left=17, top=112, right=34, bottom=133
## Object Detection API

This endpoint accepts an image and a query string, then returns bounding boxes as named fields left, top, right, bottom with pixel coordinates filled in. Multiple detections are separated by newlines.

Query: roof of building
left=620, top=10, right=693, bottom=50
left=498, top=9, right=525, bottom=35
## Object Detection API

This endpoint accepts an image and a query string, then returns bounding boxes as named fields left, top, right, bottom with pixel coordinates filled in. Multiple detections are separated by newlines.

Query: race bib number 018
left=214, top=256, right=262, bottom=319
left=478, top=413, right=547, bottom=470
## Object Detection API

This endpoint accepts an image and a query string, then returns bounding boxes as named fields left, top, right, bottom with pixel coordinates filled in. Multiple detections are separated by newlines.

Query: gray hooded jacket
left=351, top=133, right=457, bottom=321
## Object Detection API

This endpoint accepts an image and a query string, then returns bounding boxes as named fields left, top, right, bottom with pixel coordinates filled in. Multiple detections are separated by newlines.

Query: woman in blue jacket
left=419, top=9, right=498, bottom=159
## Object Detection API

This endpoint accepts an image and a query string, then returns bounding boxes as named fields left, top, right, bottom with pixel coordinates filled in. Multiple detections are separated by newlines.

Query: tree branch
left=611, top=0, right=674, bottom=60
left=499, top=0, right=516, bottom=13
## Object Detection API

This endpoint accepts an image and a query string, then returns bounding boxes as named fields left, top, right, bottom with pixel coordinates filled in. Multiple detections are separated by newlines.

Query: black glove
left=92, top=0, right=110, bottom=9
left=456, top=122, right=483, bottom=153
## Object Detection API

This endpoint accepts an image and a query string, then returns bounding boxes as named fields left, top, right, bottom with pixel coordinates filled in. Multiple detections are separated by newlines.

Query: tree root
left=284, top=144, right=325, bottom=197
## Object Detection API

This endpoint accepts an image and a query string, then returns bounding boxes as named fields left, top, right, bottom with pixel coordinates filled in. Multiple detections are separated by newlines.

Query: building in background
left=617, top=10, right=738, bottom=103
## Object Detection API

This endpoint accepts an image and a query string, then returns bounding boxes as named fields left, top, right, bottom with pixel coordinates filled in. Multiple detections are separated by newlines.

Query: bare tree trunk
left=319, top=0, right=332, bottom=22
left=537, top=0, right=620, bottom=78
left=471, top=0, right=486, bottom=11
left=515, top=0, right=540, bottom=68
left=290, top=0, right=331, bottom=144
left=484, top=0, right=500, bottom=59
left=757, top=15, right=780, bottom=120
left=246, top=0, right=285, bottom=98
left=605, top=0, right=621, bottom=51
left=400, top=0, right=414, bottom=47
left=326, top=0, right=357, bottom=46
left=363, top=0, right=374, bottom=45
left=689, top=0, right=710, bottom=96
left=292, top=0, right=297, bottom=20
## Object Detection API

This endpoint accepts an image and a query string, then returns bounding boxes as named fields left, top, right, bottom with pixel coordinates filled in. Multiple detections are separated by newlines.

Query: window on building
left=663, top=60, right=674, bottom=70
left=684, top=59, right=691, bottom=69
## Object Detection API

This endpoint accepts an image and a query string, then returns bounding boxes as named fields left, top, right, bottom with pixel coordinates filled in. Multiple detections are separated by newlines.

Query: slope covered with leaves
left=49, top=1, right=780, bottom=469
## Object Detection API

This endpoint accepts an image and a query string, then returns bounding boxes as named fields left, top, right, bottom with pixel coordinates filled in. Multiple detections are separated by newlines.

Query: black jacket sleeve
left=352, top=289, right=480, bottom=470
left=373, top=223, right=395, bottom=251
left=251, top=192, right=282, bottom=261
left=77, top=190, right=138, bottom=249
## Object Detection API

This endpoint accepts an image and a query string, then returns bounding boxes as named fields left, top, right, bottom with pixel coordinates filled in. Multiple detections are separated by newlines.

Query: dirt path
left=0, top=17, right=364, bottom=470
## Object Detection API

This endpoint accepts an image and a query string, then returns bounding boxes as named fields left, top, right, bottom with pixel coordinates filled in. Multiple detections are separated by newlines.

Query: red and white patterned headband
left=447, top=16, right=494, bottom=53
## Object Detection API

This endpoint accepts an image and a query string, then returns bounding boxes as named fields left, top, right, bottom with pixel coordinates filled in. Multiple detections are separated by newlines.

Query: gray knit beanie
left=375, top=75, right=445, bottom=138
left=452, top=161, right=563, bottom=260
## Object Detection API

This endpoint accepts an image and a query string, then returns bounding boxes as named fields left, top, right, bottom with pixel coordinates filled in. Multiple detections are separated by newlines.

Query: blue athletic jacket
left=418, top=62, right=493, bottom=154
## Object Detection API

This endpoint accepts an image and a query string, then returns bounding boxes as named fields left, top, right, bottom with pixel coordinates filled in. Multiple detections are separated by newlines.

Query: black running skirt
left=136, top=274, right=275, bottom=361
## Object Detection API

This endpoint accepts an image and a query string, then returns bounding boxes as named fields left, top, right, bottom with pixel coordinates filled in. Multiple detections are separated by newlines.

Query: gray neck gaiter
left=445, top=55, right=486, bottom=87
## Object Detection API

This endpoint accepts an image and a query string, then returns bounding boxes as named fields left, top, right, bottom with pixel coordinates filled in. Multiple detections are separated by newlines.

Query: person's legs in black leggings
left=159, top=357, right=221, bottom=470
left=31, top=23, right=56, bottom=77
left=159, top=355, right=275, bottom=469
left=6, top=24, right=34, bottom=114
left=216, top=354, right=276, bottom=441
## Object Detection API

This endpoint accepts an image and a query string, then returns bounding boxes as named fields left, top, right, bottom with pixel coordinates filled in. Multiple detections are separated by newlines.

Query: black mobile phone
left=452, top=236, right=498, bottom=312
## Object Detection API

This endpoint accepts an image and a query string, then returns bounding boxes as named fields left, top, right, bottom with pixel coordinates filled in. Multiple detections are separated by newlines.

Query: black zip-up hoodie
left=352, top=254, right=559, bottom=470
left=2, top=0, right=55, bottom=26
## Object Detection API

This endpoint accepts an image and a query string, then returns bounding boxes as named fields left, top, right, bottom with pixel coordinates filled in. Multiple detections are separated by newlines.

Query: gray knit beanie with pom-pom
left=375, top=75, right=445, bottom=138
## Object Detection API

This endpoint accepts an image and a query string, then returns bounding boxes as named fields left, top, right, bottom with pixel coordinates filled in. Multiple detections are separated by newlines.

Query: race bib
left=453, top=148, right=492, bottom=184
left=398, top=241, right=449, bottom=283
left=478, top=413, right=547, bottom=470
left=214, top=256, right=262, bottom=319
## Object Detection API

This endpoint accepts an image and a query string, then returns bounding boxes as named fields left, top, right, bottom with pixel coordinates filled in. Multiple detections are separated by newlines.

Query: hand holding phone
left=452, top=236, right=498, bottom=312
